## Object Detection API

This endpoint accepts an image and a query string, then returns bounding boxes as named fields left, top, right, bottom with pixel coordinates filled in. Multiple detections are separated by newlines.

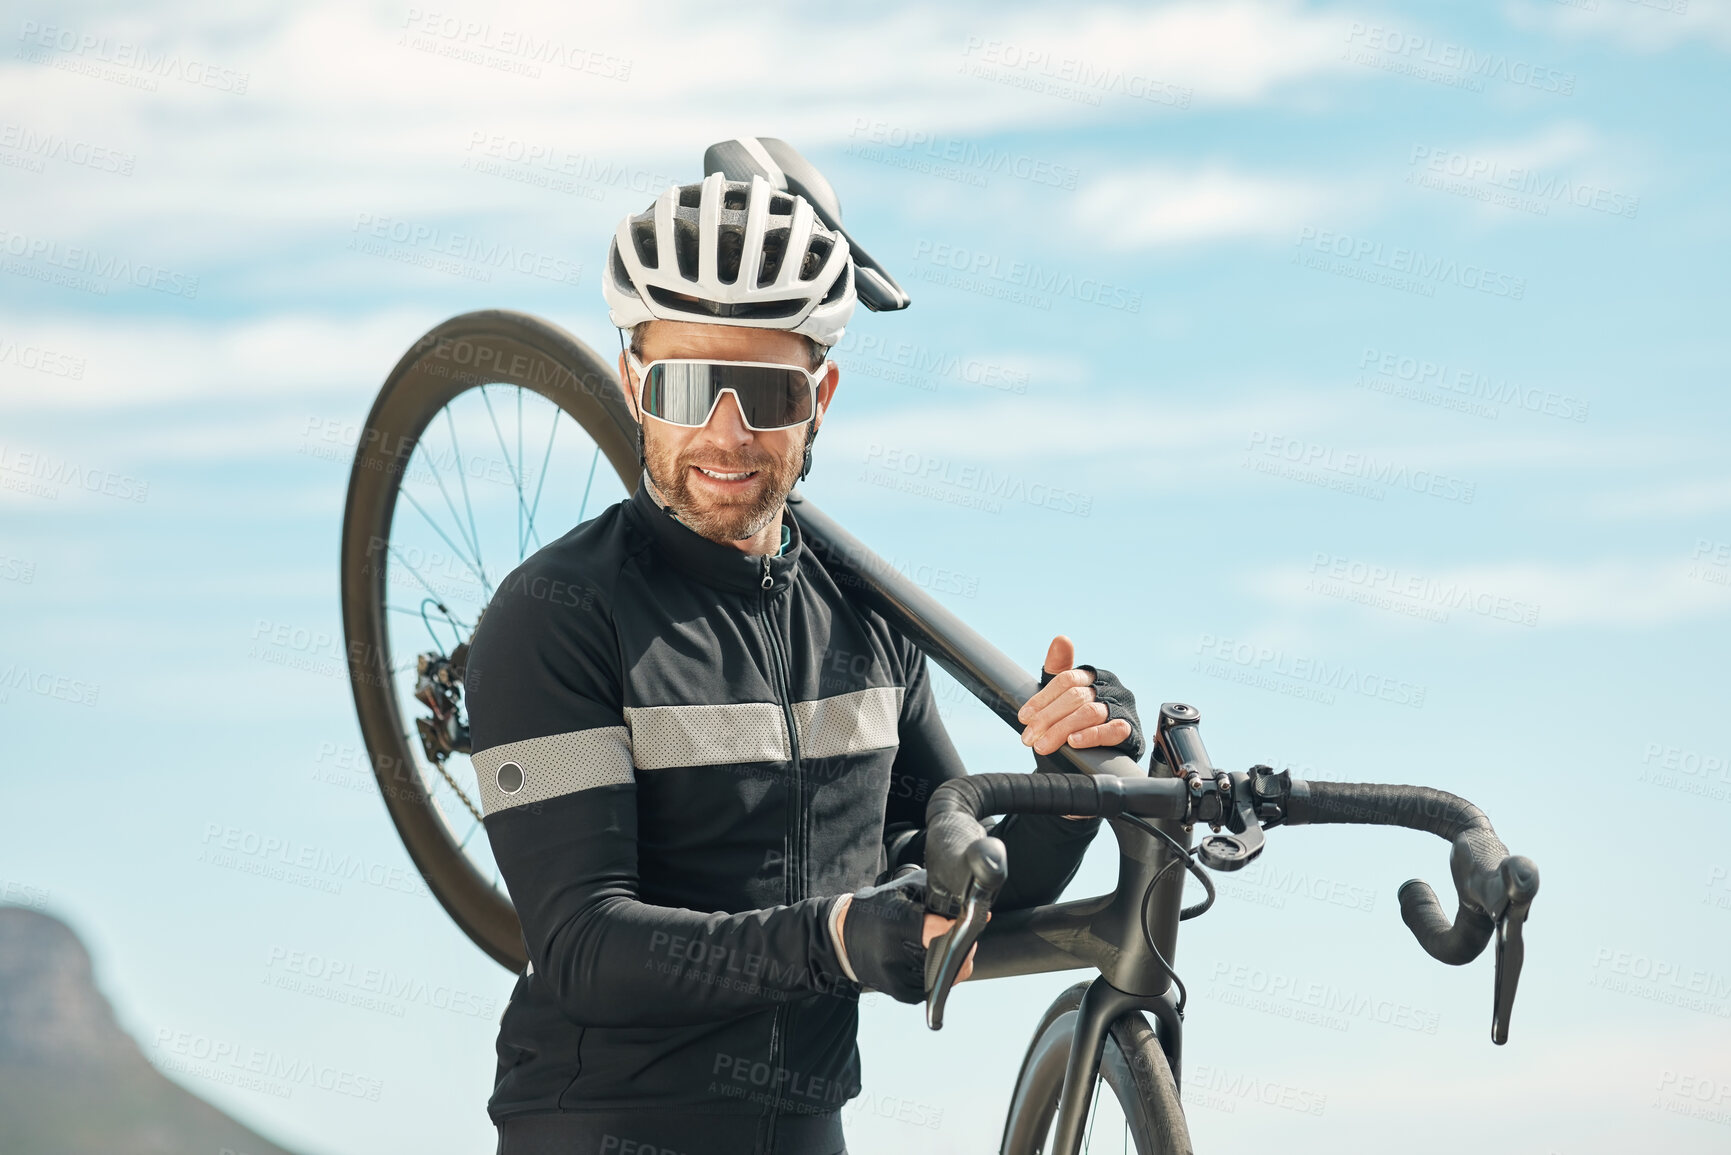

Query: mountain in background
left=0, top=905, right=303, bottom=1155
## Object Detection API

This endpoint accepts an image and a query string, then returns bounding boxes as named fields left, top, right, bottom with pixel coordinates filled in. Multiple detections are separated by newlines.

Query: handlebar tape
left=923, top=773, right=1120, bottom=916
left=1288, top=781, right=1508, bottom=965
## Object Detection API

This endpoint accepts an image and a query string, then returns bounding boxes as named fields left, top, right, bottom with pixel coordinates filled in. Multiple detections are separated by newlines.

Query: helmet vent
left=716, top=225, right=745, bottom=284
left=609, top=243, right=640, bottom=297
left=818, top=264, right=849, bottom=306
left=678, top=184, right=703, bottom=209
left=647, top=286, right=807, bottom=320
left=757, top=228, right=789, bottom=286
left=800, top=236, right=833, bottom=280
left=672, top=217, right=700, bottom=279
left=723, top=187, right=749, bottom=211
left=630, top=218, right=658, bottom=269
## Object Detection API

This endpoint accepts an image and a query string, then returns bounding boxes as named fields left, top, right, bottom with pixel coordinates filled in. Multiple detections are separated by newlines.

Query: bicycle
left=338, top=142, right=1540, bottom=1152
left=797, top=496, right=1541, bottom=1155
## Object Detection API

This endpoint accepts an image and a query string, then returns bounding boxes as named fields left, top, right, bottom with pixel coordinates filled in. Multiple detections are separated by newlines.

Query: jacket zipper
left=760, top=551, right=804, bottom=1150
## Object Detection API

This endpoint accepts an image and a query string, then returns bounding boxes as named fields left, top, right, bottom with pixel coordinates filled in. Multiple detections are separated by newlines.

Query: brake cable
left=1120, top=814, right=1217, bottom=1016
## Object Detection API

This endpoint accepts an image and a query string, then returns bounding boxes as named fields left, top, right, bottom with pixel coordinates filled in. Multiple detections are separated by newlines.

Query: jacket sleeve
left=467, top=571, right=855, bottom=1028
left=881, top=637, right=1103, bottom=911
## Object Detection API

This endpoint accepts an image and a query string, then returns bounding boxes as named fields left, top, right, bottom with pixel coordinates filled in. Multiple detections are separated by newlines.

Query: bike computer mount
left=1152, top=702, right=1279, bottom=872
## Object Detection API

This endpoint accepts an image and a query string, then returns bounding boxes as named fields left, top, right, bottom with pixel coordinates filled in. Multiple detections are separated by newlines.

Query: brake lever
left=1490, top=855, right=1540, bottom=1044
left=924, top=838, right=1007, bottom=1030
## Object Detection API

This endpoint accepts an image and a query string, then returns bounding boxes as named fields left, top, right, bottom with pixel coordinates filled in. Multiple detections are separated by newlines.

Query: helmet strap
left=799, top=423, right=818, bottom=481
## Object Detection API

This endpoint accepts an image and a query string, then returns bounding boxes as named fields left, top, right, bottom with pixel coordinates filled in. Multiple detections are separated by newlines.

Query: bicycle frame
left=792, top=492, right=1199, bottom=1152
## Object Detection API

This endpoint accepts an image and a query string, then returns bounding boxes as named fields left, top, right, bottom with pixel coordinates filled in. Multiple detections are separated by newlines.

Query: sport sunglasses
left=626, top=350, right=824, bottom=433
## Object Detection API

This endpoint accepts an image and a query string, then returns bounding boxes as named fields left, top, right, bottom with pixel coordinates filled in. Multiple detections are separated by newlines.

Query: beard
left=643, top=430, right=806, bottom=543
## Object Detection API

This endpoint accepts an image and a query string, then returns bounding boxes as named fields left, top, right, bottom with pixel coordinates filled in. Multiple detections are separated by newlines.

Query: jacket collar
left=626, top=473, right=803, bottom=594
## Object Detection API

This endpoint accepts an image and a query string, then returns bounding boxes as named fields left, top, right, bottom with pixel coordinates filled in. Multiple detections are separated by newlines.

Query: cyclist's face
left=622, top=320, right=838, bottom=546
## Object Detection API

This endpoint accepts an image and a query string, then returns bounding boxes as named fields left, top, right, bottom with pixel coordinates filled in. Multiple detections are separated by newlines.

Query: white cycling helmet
left=603, top=171, right=856, bottom=348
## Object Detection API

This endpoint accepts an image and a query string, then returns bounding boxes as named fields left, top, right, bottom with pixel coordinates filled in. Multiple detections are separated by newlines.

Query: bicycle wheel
left=1000, top=981, right=1193, bottom=1155
left=339, top=310, right=639, bottom=970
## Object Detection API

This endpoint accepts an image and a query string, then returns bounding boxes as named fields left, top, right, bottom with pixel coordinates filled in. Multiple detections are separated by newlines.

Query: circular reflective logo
left=497, top=761, right=524, bottom=794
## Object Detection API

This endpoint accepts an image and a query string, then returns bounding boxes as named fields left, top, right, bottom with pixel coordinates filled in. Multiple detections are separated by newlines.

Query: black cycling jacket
left=466, top=480, right=1105, bottom=1150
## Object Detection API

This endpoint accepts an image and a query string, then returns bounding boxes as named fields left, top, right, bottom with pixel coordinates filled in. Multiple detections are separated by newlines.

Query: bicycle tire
left=1000, top=981, right=1193, bottom=1155
left=339, top=310, right=639, bottom=971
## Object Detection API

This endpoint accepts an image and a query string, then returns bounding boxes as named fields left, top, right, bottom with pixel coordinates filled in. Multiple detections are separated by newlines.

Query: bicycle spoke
left=1083, top=1074, right=1102, bottom=1152
left=577, top=442, right=601, bottom=523
left=516, top=386, right=525, bottom=560
left=397, top=490, right=492, bottom=597
left=443, top=407, right=490, bottom=596
left=410, top=432, right=483, bottom=578
left=479, top=385, right=542, bottom=564
left=524, top=398, right=562, bottom=548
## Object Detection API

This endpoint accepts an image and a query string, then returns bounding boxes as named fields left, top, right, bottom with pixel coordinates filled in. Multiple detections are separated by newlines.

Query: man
left=467, top=172, right=1144, bottom=1154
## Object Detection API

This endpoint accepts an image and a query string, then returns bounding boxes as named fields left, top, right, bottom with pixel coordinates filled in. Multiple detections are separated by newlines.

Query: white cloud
left=0, top=310, right=432, bottom=410
left=1075, top=165, right=1350, bottom=247
left=1593, top=477, right=1731, bottom=518
left=1252, top=553, right=1731, bottom=628
left=1506, top=0, right=1731, bottom=54
left=0, top=1, right=1370, bottom=258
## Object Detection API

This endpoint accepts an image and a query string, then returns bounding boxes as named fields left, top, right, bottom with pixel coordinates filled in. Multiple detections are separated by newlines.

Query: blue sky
left=2, top=2, right=1729, bottom=1152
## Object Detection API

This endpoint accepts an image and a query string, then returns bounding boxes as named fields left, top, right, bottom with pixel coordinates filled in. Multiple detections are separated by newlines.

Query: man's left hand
left=1017, top=636, right=1144, bottom=821
left=1017, top=636, right=1131, bottom=754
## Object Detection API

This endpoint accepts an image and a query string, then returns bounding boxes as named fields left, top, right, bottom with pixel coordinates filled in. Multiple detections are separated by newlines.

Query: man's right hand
left=833, top=871, right=976, bottom=1004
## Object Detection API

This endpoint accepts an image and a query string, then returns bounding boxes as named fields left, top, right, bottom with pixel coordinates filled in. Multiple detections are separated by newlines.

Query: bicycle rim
left=1000, top=982, right=1192, bottom=1155
left=339, top=310, right=639, bottom=970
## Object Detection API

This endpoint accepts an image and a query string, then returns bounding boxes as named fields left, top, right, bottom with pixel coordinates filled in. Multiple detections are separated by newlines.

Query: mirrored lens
left=642, top=363, right=813, bottom=430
